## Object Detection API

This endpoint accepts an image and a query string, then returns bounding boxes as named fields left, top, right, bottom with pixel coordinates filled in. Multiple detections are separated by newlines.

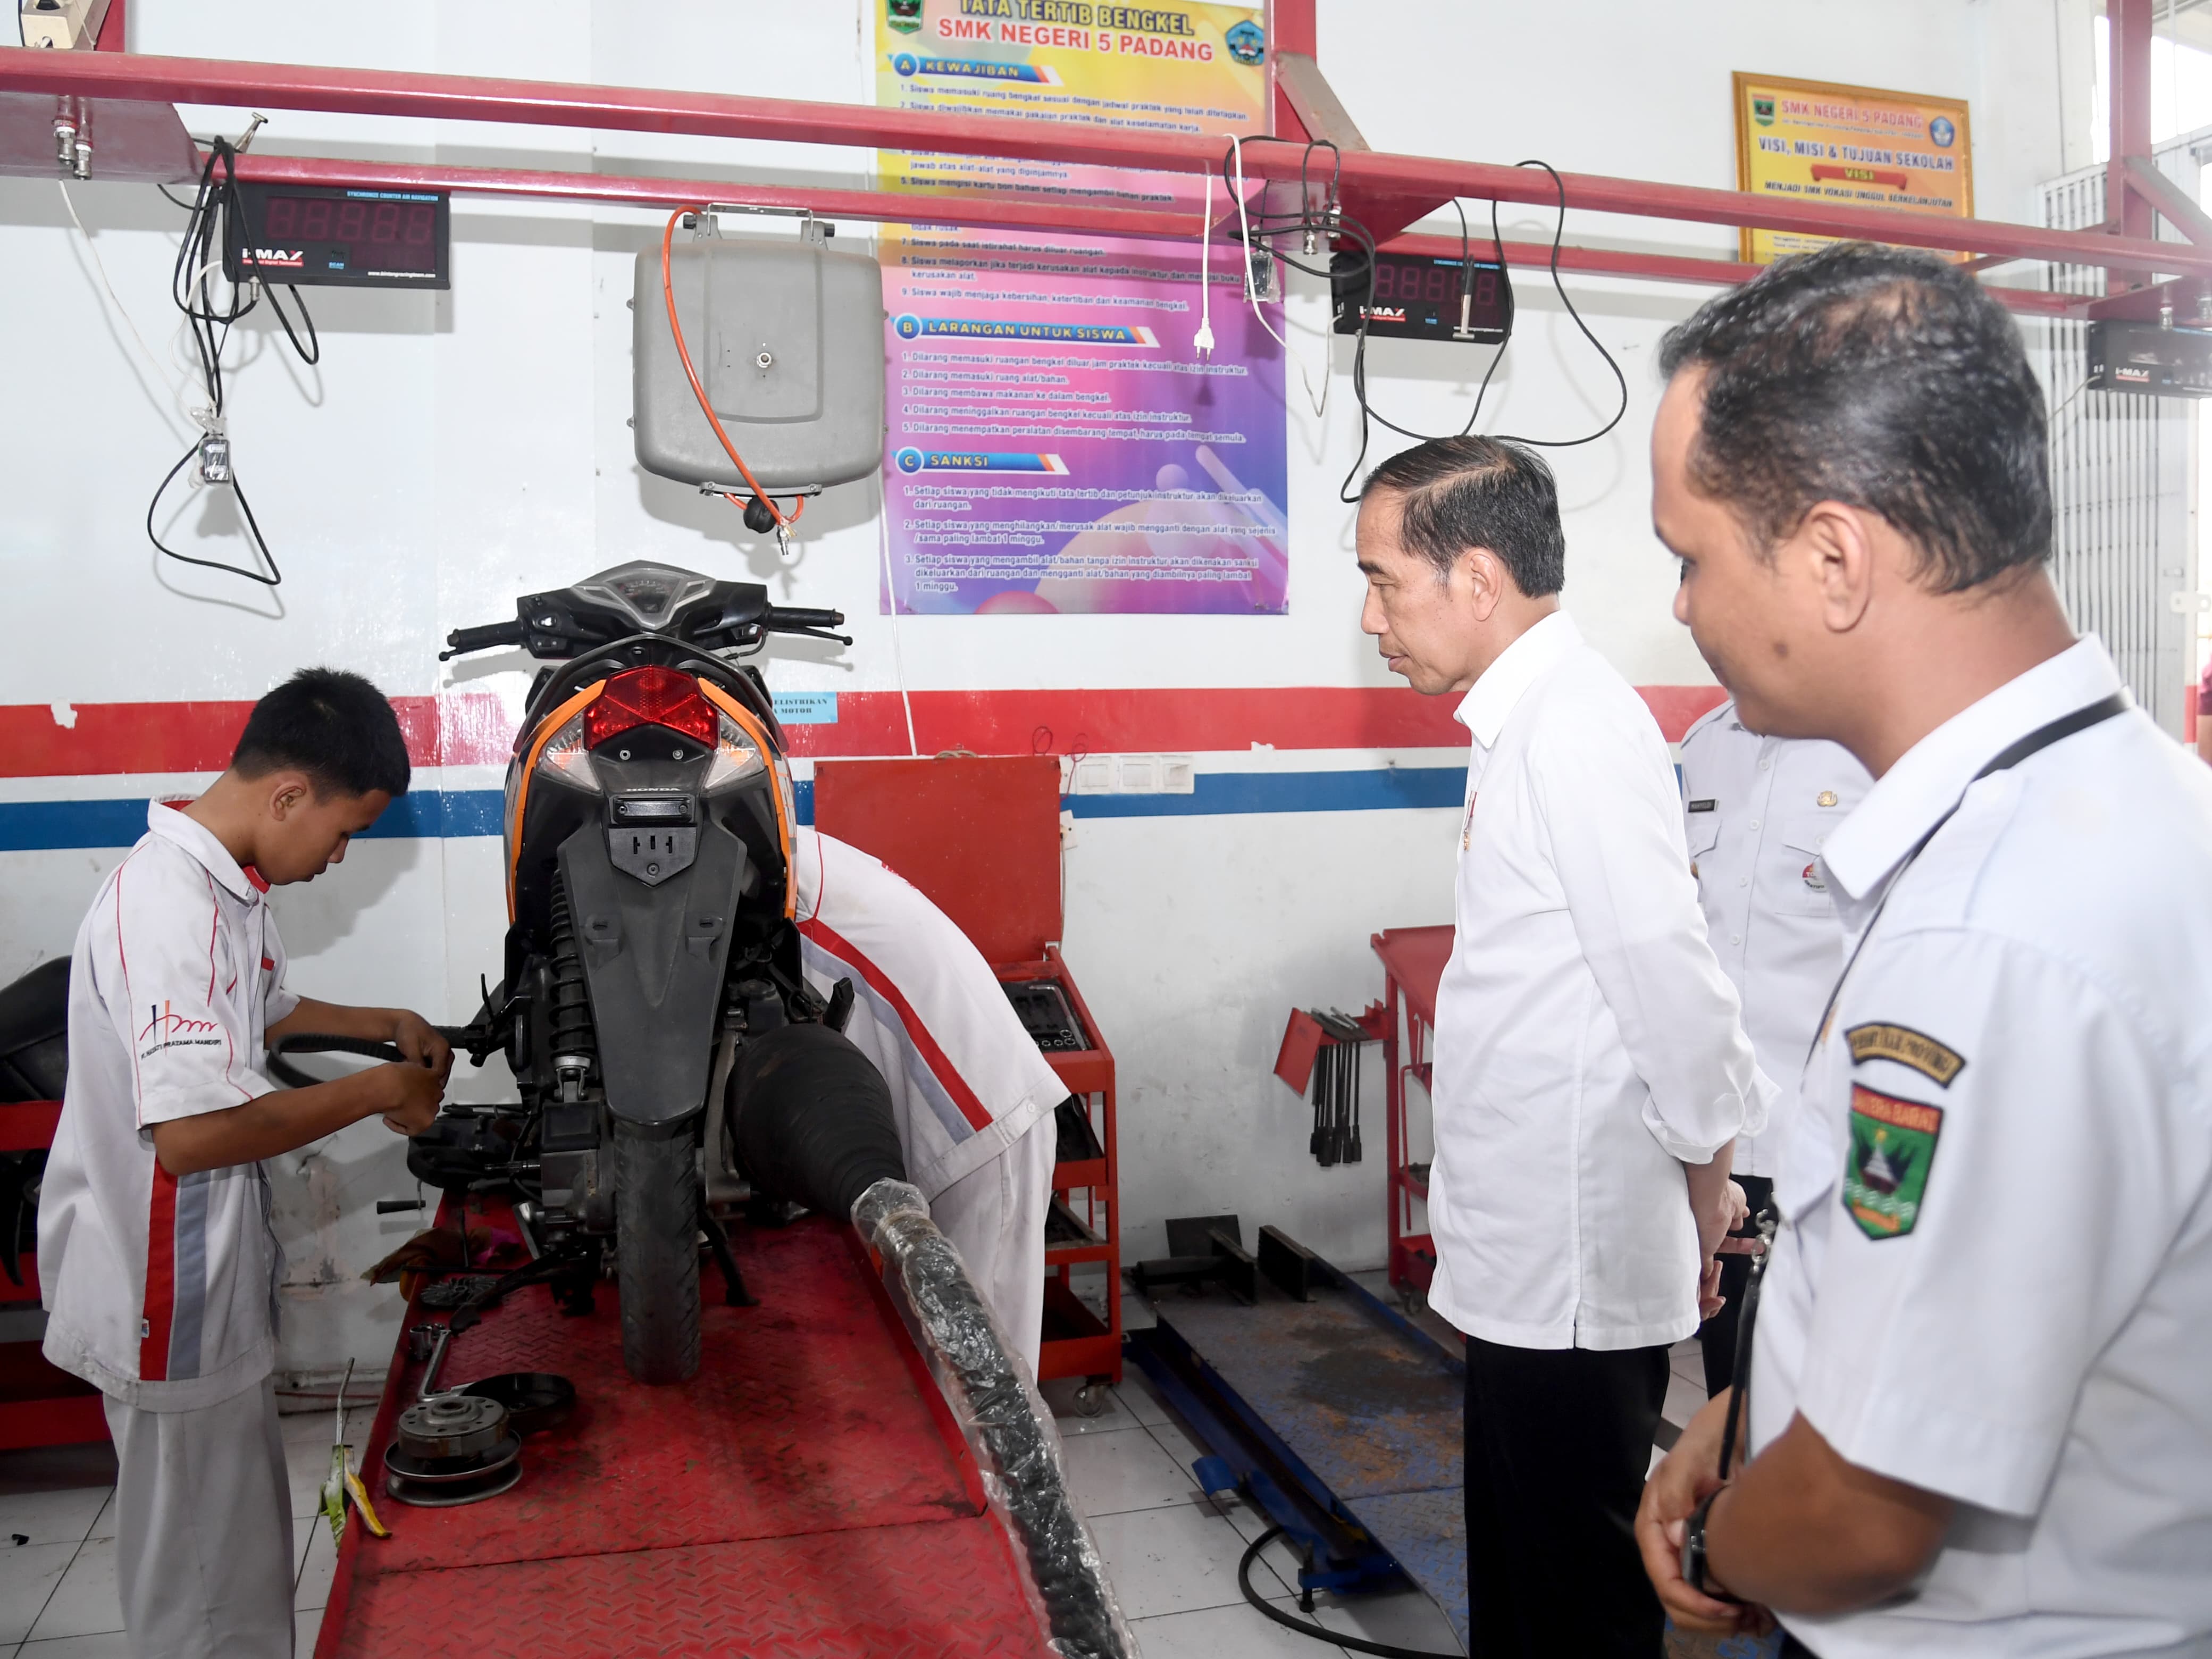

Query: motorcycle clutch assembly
left=383, top=1393, right=524, bottom=1507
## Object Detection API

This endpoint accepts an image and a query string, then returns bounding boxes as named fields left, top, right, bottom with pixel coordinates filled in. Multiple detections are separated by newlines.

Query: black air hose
left=854, top=1180, right=1134, bottom=1659
left=728, top=1023, right=905, bottom=1217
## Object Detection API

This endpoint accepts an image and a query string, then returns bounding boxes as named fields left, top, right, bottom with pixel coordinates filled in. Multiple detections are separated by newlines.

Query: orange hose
left=660, top=206, right=806, bottom=531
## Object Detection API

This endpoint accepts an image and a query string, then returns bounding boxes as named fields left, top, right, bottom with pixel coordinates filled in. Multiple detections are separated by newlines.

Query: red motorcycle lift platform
left=317, top=1212, right=1051, bottom=1658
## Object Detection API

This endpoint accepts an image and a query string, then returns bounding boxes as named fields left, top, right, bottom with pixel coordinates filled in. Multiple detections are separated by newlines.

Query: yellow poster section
left=876, top=0, right=1267, bottom=258
left=1734, top=72, right=1973, bottom=264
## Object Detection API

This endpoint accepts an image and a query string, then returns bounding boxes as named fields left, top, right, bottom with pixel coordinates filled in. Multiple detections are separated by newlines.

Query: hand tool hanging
left=1309, top=1010, right=1372, bottom=1168
left=1272, top=1002, right=1387, bottom=1169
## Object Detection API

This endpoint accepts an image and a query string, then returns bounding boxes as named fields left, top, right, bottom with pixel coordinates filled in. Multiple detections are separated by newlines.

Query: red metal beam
left=228, top=152, right=1201, bottom=241
left=1383, top=230, right=2078, bottom=319
left=224, top=149, right=2085, bottom=320
left=2111, top=0, right=2156, bottom=273
left=5, top=47, right=2210, bottom=279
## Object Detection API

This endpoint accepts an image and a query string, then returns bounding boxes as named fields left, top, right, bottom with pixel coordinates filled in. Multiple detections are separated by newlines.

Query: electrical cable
left=1225, top=135, right=1329, bottom=419
left=56, top=180, right=188, bottom=411
left=1236, top=1527, right=1459, bottom=1659
left=876, top=506, right=920, bottom=758
left=658, top=205, right=805, bottom=538
left=1340, top=161, right=1629, bottom=501
left=1194, top=164, right=1216, bottom=357
left=147, top=132, right=320, bottom=587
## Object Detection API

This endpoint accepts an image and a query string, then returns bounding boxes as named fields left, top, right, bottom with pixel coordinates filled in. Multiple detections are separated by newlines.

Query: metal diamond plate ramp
left=1158, top=1281, right=1468, bottom=1649
left=319, top=1215, right=1050, bottom=1656
left=328, top=1515, right=1048, bottom=1659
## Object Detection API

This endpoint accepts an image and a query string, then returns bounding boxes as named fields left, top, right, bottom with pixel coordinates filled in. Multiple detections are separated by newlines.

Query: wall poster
left=1733, top=72, right=1973, bottom=265
left=874, top=1, right=1287, bottom=615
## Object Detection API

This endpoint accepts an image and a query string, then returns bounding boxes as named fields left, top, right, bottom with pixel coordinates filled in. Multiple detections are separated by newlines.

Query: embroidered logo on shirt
left=1802, top=862, right=1826, bottom=892
left=138, top=1001, right=222, bottom=1059
left=1687, top=799, right=1717, bottom=812
left=1845, top=1023, right=1965, bottom=1087
left=1842, top=1085, right=1942, bottom=1240
left=1817, top=790, right=1839, bottom=808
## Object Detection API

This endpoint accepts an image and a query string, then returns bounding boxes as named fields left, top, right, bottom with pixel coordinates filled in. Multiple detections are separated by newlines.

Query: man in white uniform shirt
left=1356, top=436, right=1769, bottom=1658
left=789, top=826, right=1065, bottom=1369
left=1639, top=242, right=2212, bottom=1657
left=1678, top=703, right=1869, bottom=1397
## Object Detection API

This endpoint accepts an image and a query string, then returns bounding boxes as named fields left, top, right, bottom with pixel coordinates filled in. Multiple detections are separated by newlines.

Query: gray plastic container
left=633, top=229, right=885, bottom=494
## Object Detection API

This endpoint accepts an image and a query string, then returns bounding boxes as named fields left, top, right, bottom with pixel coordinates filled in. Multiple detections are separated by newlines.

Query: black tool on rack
left=1305, top=1010, right=1371, bottom=1168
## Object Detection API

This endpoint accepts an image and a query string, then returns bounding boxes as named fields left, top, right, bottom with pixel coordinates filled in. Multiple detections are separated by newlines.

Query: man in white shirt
left=1356, top=435, right=1768, bottom=1658
left=39, top=669, right=450, bottom=1659
left=790, top=826, right=1066, bottom=1370
left=1638, top=242, right=2212, bottom=1657
left=1678, top=703, right=1869, bottom=1397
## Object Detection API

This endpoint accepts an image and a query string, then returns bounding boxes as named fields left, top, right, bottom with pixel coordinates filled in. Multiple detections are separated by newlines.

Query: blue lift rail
left=1127, top=1237, right=1471, bottom=1651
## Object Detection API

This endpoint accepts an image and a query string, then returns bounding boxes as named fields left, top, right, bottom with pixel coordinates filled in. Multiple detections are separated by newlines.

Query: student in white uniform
left=791, top=827, right=1066, bottom=1371
left=1355, top=435, right=1769, bottom=1659
left=1639, top=242, right=2212, bottom=1656
left=37, top=671, right=451, bottom=1659
left=1678, top=702, right=1869, bottom=1397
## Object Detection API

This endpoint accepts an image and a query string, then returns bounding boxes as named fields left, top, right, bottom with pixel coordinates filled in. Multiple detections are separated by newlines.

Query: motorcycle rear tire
left=613, top=1119, right=701, bottom=1385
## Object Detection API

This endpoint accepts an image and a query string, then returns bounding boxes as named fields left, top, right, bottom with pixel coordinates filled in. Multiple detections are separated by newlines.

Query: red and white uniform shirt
left=792, top=829, right=1065, bottom=1198
left=38, top=804, right=296, bottom=1410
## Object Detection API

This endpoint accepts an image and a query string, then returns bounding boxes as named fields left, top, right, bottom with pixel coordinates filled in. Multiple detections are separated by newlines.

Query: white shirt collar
left=1453, top=609, right=1581, bottom=748
left=1822, top=636, right=2124, bottom=902
left=145, top=802, right=267, bottom=902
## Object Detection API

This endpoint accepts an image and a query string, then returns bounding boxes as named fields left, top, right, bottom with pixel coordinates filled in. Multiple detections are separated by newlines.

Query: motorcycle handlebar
left=761, top=606, right=845, bottom=632
left=440, top=620, right=528, bottom=660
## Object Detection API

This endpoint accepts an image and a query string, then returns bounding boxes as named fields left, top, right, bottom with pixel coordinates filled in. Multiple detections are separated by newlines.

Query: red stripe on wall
left=0, top=684, right=1725, bottom=778
left=140, top=1161, right=179, bottom=1382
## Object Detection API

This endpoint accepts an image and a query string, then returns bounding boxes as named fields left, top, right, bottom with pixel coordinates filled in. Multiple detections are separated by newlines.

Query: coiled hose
left=854, top=1178, right=1135, bottom=1659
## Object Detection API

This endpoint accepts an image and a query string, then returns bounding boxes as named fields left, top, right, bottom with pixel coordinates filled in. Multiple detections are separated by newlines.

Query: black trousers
left=1696, top=1172, right=1774, bottom=1400
left=1464, top=1335, right=1672, bottom=1659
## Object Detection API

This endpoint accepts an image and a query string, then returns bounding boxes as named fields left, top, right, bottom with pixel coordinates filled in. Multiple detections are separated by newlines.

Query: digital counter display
left=1332, top=251, right=1512, bottom=346
left=223, top=183, right=450, bottom=290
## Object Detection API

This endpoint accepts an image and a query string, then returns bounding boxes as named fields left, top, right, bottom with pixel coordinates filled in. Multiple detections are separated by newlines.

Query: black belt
left=1718, top=689, right=2131, bottom=1479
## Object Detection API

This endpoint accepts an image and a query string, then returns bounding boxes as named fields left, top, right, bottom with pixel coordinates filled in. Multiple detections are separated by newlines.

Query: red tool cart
left=0, top=1099, right=106, bottom=1449
left=1371, top=925, right=1454, bottom=1305
left=814, top=754, right=1122, bottom=1396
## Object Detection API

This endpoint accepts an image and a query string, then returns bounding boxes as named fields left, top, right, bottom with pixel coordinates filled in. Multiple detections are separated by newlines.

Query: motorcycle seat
left=0, top=958, right=70, bottom=1104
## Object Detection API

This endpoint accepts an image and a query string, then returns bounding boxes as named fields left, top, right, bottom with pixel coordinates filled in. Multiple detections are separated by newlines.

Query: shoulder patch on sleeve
left=1844, top=1085, right=1942, bottom=1240
left=1846, top=1022, right=1965, bottom=1087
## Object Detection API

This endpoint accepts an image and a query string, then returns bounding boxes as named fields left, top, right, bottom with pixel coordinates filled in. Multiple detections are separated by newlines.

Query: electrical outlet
left=1247, top=245, right=1281, bottom=303
left=1071, top=757, right=1116, bottom=794
left=1117, top=756, right=1159, bottom=793
left=1158, top=756, right=1195, bottom=794
left=19, top=0, right=112, bottom=50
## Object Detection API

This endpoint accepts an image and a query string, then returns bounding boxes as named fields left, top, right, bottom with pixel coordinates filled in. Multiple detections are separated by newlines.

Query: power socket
left=1246, top=244, right=1281, bottom=304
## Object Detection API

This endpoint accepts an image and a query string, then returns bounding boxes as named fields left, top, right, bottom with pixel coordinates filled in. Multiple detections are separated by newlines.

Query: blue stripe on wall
left=0, top=768, right=1467, bottom=852
left=1066, top=767, right=1465, bottom=818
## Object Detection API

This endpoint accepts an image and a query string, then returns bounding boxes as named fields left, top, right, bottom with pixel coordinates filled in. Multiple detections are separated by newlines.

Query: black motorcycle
left=411, top=561, right=902, bottom=1384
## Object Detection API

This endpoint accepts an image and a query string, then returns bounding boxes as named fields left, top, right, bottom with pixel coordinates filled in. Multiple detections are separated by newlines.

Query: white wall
left=0, top=0, right=2076, bottom=1385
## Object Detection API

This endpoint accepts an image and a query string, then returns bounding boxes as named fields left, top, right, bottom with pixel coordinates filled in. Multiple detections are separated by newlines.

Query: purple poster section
left=875, top=3, right=1286, bottom=616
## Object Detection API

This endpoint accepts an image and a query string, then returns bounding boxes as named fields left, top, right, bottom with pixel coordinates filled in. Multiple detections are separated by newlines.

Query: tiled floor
left=0, top=1323, right=1716, bottom=1659
left=0, top=1407, right=356, bottom=1658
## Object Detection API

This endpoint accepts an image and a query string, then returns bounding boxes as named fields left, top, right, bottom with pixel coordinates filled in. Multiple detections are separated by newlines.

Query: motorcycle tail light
left=702, top=711, right=765, bottom=792
left=533, top=712, right=602, bottom=794
left=584, top=666, right=717, bottom=750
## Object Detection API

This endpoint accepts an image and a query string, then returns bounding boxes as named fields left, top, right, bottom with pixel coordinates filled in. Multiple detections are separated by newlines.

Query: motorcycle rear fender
left=557, top=815, right=748, bottom=1127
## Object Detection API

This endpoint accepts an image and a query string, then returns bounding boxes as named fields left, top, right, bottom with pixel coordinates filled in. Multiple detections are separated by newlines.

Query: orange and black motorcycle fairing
left=424, top=562, right=885, bottom=1385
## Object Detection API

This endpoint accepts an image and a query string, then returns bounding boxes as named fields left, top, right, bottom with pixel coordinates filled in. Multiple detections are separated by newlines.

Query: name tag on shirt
left=1687, top=799, right=1717, bottom=812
